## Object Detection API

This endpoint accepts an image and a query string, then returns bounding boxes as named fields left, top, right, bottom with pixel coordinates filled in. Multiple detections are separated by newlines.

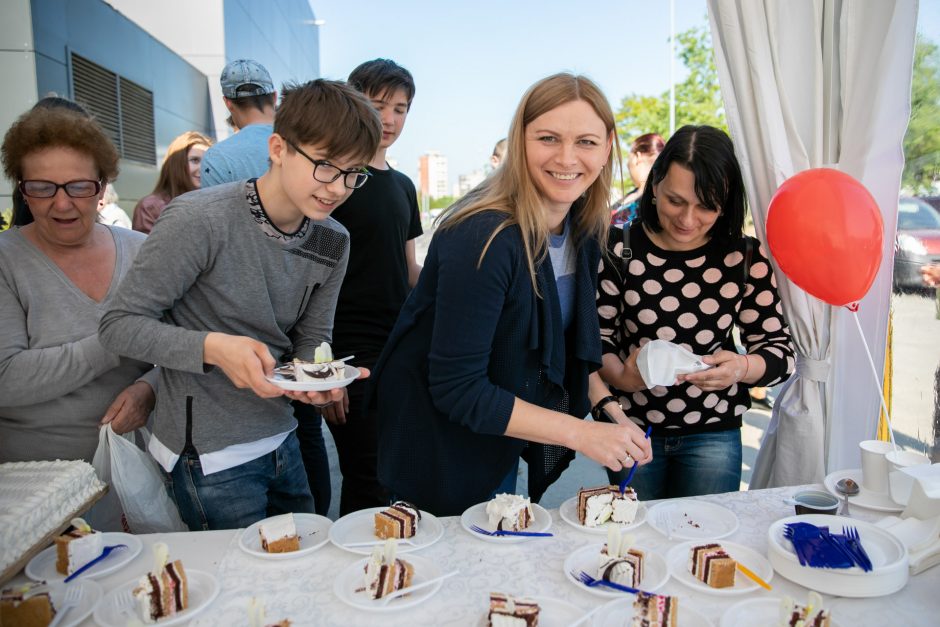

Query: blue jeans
left=165, top=432, right=315, bottom=531
left=606, top=429, right=742, bottom=500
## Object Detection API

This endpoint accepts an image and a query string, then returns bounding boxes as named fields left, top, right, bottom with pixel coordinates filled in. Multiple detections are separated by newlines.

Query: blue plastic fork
left=841, top=525, right=873, bottom=571
left=468, top=524, right=553, bottom=537
left=573, top=570, right=645, bottom=594
left=64, top=544, right=128, bottom=582
left=783, top=524, right=852, bottom=569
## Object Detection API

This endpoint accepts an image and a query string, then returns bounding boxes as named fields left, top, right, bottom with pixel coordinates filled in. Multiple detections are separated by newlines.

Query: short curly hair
left=2, top=106, right=120, bottom=184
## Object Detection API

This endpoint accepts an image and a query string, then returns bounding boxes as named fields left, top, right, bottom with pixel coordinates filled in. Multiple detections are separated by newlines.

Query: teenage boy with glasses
left=295, top=59, right=423, bottom=515
left=100, top=80, right=382, bottom=530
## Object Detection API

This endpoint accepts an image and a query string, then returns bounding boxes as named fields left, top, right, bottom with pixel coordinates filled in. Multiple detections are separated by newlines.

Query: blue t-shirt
left=548, top=220, right=576, bottom=330
left=201, top=124, right=273, bottom=188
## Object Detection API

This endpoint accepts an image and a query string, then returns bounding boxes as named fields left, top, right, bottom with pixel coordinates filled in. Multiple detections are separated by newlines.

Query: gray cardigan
left=0, top=226, right=153, bottom=462
left=99, top=181, right=349, bottom=455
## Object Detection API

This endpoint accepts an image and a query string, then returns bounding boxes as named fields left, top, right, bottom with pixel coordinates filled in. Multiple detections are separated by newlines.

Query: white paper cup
left=886, top=451, right=932, bottom=504
left=859, top=440, right=895, bottom=494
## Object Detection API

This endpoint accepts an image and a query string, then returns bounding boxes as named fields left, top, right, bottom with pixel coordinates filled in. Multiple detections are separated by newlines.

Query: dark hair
left=347, top=58, right=415, bottom=109
left=274, top=79, right=381, bottom=165
left=9, top=97, right=93, bottom=226
left=228, top=92, right=277, bottom=113
left=637, top=125, right=745, bottom=245
left=631, top=132, right=665, bottom=156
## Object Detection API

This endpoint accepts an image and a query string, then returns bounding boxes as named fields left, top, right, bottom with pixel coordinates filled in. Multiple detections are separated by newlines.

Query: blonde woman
left=372, top=73, right=652, bottom=516
left=132, top=131, right=212, bottom=233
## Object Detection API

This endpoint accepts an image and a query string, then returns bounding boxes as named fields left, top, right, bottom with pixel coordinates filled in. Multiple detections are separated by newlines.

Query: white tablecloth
left=49, top=485, right=936, bottom=625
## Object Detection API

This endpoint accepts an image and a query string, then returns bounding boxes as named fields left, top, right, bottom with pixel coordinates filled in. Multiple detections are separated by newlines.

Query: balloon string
left=850, top=309, right=897, bottom=449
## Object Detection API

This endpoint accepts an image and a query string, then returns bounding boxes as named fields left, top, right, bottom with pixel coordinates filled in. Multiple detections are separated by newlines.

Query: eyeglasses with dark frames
left=286, top=141, right=371, bottom=190
left=18, top=179, right=102, bottom=199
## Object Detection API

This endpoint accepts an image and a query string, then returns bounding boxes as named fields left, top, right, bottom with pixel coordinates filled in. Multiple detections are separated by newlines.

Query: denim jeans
left=293, top=401, right=331, bottom=516
left=166, top=432, right=315, bottom=531
left=606, top=429, right=742, bottom=500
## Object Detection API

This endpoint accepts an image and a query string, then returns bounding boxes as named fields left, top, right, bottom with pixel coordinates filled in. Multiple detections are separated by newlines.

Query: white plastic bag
left=90, top=424, right=187, bottom=533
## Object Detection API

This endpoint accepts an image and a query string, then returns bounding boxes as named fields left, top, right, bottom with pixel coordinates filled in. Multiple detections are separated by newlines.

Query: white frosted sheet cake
left=0, top=460, right=105, bottom=574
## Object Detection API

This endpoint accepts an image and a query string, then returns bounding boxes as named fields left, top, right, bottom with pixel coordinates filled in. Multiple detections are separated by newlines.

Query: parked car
left=894, top=196, right=940, bottom=290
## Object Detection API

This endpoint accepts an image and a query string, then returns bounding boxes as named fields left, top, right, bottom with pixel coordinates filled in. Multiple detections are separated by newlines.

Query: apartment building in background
left=418, top=151, right=449, bottom=199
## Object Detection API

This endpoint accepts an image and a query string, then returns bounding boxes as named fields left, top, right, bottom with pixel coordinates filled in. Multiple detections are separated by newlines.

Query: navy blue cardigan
left=371, top=210, right=603, bottom=516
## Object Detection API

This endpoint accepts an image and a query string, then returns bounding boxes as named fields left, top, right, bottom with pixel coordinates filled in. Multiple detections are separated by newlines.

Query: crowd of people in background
left=1, top=56, right=805, bottom=528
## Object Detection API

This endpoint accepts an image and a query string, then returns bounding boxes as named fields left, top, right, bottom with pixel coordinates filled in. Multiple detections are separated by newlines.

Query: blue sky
left=313, top=0, right=939, bottom=191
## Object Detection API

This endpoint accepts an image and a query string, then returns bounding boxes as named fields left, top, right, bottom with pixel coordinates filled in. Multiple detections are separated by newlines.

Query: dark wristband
left=591, top=395, right=620, bottom=420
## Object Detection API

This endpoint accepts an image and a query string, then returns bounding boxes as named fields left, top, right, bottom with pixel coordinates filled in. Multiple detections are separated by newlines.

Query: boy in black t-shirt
left=295, top=59, right=423, bottom=515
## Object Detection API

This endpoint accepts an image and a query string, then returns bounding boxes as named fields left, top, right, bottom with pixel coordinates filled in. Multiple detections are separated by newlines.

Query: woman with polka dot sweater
left=595, top=125, right=795, bottom=499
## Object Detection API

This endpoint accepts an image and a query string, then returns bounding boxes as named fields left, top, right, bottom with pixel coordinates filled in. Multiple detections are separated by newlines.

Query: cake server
left=619, top=425, right=653, bottom=494
left=64, top=544, right=128, bottom=583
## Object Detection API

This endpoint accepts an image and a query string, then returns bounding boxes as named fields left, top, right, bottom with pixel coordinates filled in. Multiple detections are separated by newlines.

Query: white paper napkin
left=877, top=514, right=940, bottom=575
left=636, top=339, right=711, bottom=388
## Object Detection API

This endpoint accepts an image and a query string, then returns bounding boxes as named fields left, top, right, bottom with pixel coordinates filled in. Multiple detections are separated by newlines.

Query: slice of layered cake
left=363, top=540, right=414, bottom=600
left=258, top=513, right=300, bottom=553
left=688, top=543, right=736, bottom=588
left=375, top=501, right=420, bottom=539
left=54, top=517, right=103, bottom=576
left=597, top=527, right=644, bottom=588
left=487, top=592, right=539, bottom=627
left=485, top=494, right=533, bottom=531
left=577, top=485, right=639, bottom=526
left=0, top=581, right=55, bottom=627
left=247, top=597, right=292, bottom=627
left=779, top=592, right=831, bottom=627
left=292, top=342, right=346, bottom=383
left=133, top=543, right=188, bottom=623
left=631, top=591, right=677, bottom=627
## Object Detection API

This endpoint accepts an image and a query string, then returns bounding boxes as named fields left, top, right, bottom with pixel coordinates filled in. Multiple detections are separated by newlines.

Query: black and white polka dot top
left=597, top=223, right=795, bottom=434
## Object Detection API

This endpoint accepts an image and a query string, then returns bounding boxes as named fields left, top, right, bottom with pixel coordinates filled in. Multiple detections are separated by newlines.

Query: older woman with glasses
left=0, top=105, right=156, bottom=463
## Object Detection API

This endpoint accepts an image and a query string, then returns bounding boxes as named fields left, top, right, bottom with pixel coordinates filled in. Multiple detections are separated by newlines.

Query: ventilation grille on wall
left=71, top=53, right=156, bottom=164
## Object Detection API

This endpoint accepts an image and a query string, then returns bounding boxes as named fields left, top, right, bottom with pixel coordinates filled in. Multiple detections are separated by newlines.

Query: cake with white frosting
left=577, top=485, right=639, bottom=526
left=487, top=592, right=539, bottom=626
left=363, top=540, right=413, bottom=600
left=0, top=460, right=105, bottom=576
left=258, top=513, right=300, bottom=553
left=779, top=592, right=831, bottom=627
left=598, top=527, right=644, bottom=588
left=0, top=581, right=56, bottom=626
left=133, top=543, right=188, bottom=623
left=632, top=591, right=677, bottom=627
left=485, top=493, right=533, bottom=532
left=54, top=517, right=103, bottom=575
left=292, top=342, right=346, bottom=382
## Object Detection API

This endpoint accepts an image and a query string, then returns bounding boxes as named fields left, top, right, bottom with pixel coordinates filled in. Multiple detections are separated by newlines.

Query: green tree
left=615, top=23, right=727, bottom=150
left=903, top=34, right=940, bottom=194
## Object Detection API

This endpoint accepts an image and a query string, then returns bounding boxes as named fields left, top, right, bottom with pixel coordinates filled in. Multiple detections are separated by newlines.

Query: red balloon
left=766, top=168, right=884, bottom=307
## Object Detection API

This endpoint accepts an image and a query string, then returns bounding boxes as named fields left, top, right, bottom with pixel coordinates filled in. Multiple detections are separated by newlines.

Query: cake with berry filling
left=132, top=543, right=188, bottom=623
left=632, top=591, right=677, bottom=627
left=375, top=501, right=420, bottom=539
left=598, top=527, right=644, bottom=588
left=485, top=494, right=533, bottom=531
left=577, top=485, right=639, bottom=526
left=688, top=543, right=736, bottom=588
left=487, top=592, right=539, bottom=626
left=258, top=513, right=300, bottom=553
left=363, top=540, right=414, bottom=600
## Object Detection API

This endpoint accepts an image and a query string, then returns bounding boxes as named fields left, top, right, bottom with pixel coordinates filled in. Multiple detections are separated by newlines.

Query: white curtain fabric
left=706, top=0, right=918, bottom=487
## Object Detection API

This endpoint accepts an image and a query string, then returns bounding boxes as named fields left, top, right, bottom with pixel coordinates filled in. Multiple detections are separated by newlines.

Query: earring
left=652, top=197, right=657, bottom=205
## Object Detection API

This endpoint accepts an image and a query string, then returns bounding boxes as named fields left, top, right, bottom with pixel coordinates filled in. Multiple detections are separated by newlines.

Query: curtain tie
left=796, top=356, right=830, bottom=382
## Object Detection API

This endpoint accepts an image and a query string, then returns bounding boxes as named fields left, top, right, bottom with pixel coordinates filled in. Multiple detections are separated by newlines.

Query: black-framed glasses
left=18, top=179, right=102, bottom=199
left=286, top=141, right=370, bottom=190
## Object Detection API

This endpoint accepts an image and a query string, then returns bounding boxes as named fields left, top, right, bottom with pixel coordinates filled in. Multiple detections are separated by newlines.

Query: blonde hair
left=438, top=73, right=620, bottom=290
